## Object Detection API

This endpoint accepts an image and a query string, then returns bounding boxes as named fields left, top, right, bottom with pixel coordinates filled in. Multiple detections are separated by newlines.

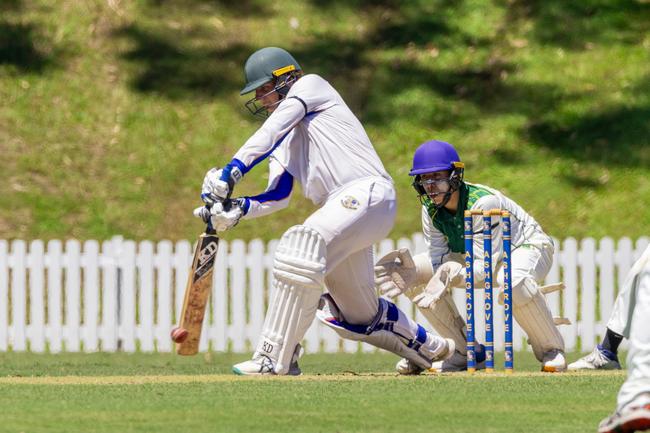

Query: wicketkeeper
left=375, top=139, right=567, bottom=374
left=198, top=48, right=454, bottom=375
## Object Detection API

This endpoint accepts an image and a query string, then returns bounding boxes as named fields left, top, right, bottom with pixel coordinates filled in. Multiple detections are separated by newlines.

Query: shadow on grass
left=145, top=0, right=273, bottom=16
left=115, top=0, right=646, bottom=172
left=291, top=34, right=564, bottom=132
left=114, top=24, right=252, bottom=99
left=506, top=0, right=650, bottom=50
left=0, top=21, right=56, bottom=73
left=0, top=0, right=22, bottom=11
left=526, top=104, right=650, bottom=167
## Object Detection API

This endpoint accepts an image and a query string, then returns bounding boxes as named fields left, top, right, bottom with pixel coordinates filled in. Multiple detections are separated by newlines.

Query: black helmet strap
left=412, top=166, right=464, bottom=210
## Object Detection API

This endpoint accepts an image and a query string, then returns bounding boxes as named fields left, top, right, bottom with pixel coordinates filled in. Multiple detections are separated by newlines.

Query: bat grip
left=203, top=198, right=233, bottom=235
left=203, top=203, right=217, bottom=235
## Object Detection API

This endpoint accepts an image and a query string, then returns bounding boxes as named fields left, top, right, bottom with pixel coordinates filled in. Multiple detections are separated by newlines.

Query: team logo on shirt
left=341, top=196, right=360, bottom=210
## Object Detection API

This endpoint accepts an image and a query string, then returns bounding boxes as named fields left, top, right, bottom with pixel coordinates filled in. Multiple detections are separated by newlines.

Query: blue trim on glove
left=221, top=159, right=246, bottom=182
left=239, top=197, right=251, bottom=215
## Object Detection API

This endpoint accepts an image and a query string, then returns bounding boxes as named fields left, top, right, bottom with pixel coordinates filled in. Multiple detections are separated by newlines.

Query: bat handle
left=203, top=203, right=217, bottom=235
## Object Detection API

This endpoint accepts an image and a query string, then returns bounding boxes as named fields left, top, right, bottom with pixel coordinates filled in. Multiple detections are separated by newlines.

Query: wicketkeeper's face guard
left=244, top=70, right=301, bottom=118
left=412, top=162, right=464, bottom=209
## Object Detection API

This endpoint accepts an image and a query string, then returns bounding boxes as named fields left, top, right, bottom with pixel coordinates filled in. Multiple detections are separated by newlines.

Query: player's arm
left=422, top=206, right=453, bottom=274
left=201, top=97, right=306, bottom=204
left=239, top=156, right=294, bottom=219
left=213, top=75, right=333, bottom=193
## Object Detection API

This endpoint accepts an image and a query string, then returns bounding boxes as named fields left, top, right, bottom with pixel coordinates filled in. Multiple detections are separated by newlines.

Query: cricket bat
left=172, top=223, right=219, bottom=356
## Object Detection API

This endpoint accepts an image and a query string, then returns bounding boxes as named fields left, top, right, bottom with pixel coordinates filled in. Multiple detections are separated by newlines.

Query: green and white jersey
left=421, top=182, right=551, bottom=276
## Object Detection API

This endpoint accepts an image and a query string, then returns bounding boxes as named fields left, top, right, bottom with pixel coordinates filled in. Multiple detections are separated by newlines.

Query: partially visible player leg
left=401, top=285, right=485, bottom=373
left=569, top=283, right=629, bottom=370
left=322, top=248, right=454, bottom=374
left=322, top=247, right=378, bottom=325
left=233, top=225, right=326, bottom=375
left=509, top=239, right=566, bottom=372
left=317, top=292, right=454, bottom=372
left=568, top=332, right=623, bottom=371
left=598, top=248, right=650, bottom=433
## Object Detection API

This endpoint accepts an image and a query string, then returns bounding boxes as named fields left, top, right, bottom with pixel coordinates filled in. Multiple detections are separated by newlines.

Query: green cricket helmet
left=241, top=47, right=302, bottom=116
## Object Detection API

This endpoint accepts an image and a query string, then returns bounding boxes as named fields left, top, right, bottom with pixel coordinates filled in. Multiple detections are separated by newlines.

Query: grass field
left=0, top=351, right=626, bottom=433
left=1, top=1, right=649, bottom=241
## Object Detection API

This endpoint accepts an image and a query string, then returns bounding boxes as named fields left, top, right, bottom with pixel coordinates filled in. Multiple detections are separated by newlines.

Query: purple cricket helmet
left=409, top=140, right=462, bottom=176
left=410, top=140, right=465, bottom=209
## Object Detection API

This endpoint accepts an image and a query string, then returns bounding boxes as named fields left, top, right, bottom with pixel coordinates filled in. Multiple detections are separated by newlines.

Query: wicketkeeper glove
left=412, top=261, right=465, bottom=309
left=374, top=248, right=433, bottom=298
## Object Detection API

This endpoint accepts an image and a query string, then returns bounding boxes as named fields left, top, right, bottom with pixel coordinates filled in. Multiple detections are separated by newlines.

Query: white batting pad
left=255, top=225, right=326, bottom=374
left=514, top=289, right=565, bottom=361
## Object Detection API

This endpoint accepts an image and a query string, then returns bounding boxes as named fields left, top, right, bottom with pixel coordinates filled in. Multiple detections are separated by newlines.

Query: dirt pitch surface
left=0, top=369, right=625, bottom=385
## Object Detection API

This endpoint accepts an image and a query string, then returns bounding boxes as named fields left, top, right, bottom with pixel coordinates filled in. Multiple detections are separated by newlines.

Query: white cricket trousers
left=616, top=245, right=650, bottom=411
left=304, top=176, right=396, bottom=325
left=607, top=246, right=649, bottom=335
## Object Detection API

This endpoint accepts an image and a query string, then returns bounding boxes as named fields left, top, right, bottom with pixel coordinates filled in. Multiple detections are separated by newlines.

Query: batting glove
left=193, top=199, right=246, bottom=233
left=201, top=163, right=243, bottom=205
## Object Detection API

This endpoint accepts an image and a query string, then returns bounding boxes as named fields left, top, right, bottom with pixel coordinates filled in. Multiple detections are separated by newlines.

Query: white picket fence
left=0, top=235, right=648, bottom=354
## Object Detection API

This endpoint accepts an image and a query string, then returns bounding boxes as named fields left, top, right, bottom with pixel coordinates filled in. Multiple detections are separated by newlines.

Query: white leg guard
left=405, top=286, right=468, bottom=356
left=317, top=294, right=452, bottom=370
left=251, top=225, right=326, bottom=375
left=512, top=278, right=565, bottom=362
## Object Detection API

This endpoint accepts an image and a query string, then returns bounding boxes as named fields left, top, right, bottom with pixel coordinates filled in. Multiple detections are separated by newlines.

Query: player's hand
left=412, top=262, right=464, bottom=309
left=201, top=167, right=231, bottom=205
left=374, top=248, right=418, bottom=299
left=193, top=200, right=245, bottom=232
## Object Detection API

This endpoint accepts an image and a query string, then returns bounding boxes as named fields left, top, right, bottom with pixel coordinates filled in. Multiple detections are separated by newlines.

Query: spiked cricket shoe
left=428, top=344, right=487, bottom=373
left=598, top=403, right=650, bottom=433
left=232, top=344, right=302, bottom=376
left=395, top=338, right=456, bottom=375
left=541, top=349, right=567, bottom=372
left=568, top=345, right=621, bottom=371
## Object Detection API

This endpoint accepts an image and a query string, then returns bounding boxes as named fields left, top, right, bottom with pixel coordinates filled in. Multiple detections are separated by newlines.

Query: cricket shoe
left=598, top=403, right=650, bottom=433
left=395, top=338, right=457, bottom=375
left=428, top=344, right=487, bottom=373
left=541, top=349, right=567, bottom=372
left=568, top=345, right=621, bottom=371
left=232, top=344, right=302, bottom=376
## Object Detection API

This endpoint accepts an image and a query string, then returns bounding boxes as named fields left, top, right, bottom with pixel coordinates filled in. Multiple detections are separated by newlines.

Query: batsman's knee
left=273, top=225, right=327, bottom=289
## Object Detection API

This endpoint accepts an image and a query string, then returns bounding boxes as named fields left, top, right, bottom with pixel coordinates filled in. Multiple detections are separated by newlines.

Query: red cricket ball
left=171, top=326, right=189, bottom=343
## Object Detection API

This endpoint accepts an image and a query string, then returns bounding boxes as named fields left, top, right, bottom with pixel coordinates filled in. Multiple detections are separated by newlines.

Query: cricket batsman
left=375, top=139, right=567, bottom=373
left=197, top=47, right=454, bottom=375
